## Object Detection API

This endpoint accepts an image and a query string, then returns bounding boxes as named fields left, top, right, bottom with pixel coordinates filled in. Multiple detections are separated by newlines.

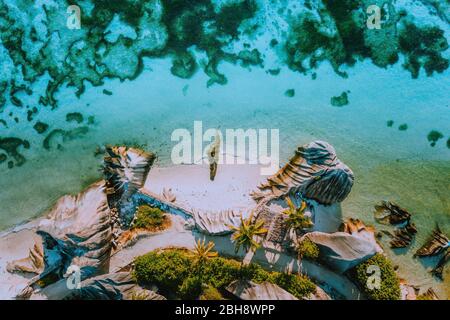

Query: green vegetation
left=228, top=212, right=268, bottom=265
left=133, top=249, right=316, bottom=299
left=387, top=120, right=394, bottom=127
left=132, top=205, right=167, bottom=230
left=398, top=123, right=408, bottom=131
left=351, top=254, right=401, bottom=300
left=297, top=238, right=320, bottom=260
left=283, top=198, right=314, bottom=232
left=199, top=285, right=226, bottom=300
left=193, top=239, right=218, bottom=267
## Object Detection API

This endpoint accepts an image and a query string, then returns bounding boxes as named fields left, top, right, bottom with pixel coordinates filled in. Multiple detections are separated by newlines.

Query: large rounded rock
left=66, top=272, right=165, bottom=300
left=251, top=141, right=354, bottom=205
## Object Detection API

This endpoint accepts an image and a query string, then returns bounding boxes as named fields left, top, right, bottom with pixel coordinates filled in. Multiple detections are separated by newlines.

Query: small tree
left=283, top=198, right=313, bottom=232
left=228, top=212, right=268, bottom=266
left=193, top=238, right=218, bottom=268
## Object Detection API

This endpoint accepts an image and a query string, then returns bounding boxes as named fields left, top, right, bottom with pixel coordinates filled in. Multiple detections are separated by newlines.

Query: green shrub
left=269, top=272, right=317, bottom=299
left=297, top=238, right=320, bottom=260
left=179, top=275, right=203, bottom=299
left=133, top=205, right=165, bottom=230
left=201, top=257, right=242, bottom=289
left=133, top=250, right=192, bottom=294
left=352, top=254, right=401, bottom=300
left=199, top=286, right=225, bottom=300
left=240, top=263, right=270, bottom=283
left=133, top=249, right=316, bottom=300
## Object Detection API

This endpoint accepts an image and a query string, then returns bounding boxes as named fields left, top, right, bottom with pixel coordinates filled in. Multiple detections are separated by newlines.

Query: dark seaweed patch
left=399, top=23, right=449, bottom=78
left=33, top=121, right=49, bottom=134
left=10, top=96, right=23, bottom=107
left=0, top=137, right=30, bottom=167
left=331, top=91, right=349, bottom=107
left=284, top=89, right=295, bottom=98
left=427, top=130, right=444, bottom=147
left=26, top=107, right=38, bottom=122
left=43, top=127, right=89, bottom=150
left=387, top=120, right=394, bottom=127
left=102, top=89, right=113, bottom=96
left=270, top=39, right=279, bottom=47
left=215, top=0, right=258, bottom=39
left=66, top=112, right=84, bottom=124
left=170, top=51, right=197, bottom=79
left=398, top=124, right=408, bottom=131
left=236, top=49, right=263, bottom=67
left=267, top=68, right=280, bottom=75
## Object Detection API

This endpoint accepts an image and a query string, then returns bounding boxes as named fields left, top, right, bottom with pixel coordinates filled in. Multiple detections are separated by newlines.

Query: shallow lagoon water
left=0, top=0, right=449, bottom=298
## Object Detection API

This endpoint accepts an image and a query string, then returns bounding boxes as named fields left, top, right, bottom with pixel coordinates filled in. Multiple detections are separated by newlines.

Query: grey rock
left=305, top=231, right=378, bottom=273
left=226, top=280, right=298, bottom=300
left=8, top=181, right=113, bottom=285
left=66, top=272, right=165, bottom=300
left=7, top=242, right=44, bottom=275
left=192, top=209, right=241, bottom=235
left=103, top=146, right=156, bottom=226
left=251, top=141, right=354, bottom=205
left=305, top=286, right=331, bottom=300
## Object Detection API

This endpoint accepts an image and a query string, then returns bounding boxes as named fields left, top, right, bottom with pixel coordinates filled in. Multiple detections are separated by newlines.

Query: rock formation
left=305, top=286, right=331, bottom=300
left=103, top=146, right=156, bottom=225
left=432, top=251, right=450, bottom=279
left=7, top=242, right=44, bottom=275
left=415, top=226, right=449, bottom=279
left=418, top=287, right=440, bottom=300
left=304, top=222, right=380, bottom=273
left=374, top=201, right=418, bottom=248
left=259, top=206, right=289, bottom=244
left=374, top=201, right=411, bottom=225
left=389, top=222, right=418, bottom=248
left=226, top=280, right=298, bottom=300
left=66, top=272, right=165, bottom=300
left=7, top=181, right=113, bottom=297
left=341, top=218, right=383, bottom=253
left=192, top=209, right=241, bottom=235
left=251, top=141, right=354, bottom=205
left=415, top=226, right=449, bottom=257
left=7, top=145, right=158, bottom=299
left=162, top=188, right=176, bottom=203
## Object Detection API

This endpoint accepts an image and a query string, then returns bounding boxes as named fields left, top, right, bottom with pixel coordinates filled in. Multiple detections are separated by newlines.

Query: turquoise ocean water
left=0, top=0, right=449, bottom=297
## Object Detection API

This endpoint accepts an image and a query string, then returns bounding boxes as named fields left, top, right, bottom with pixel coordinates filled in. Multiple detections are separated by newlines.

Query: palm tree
left=193, top=238, right=218, bottom=267
left=228, top=212, right=268, bottom=266
left=283, top=197, right=313, bottom=232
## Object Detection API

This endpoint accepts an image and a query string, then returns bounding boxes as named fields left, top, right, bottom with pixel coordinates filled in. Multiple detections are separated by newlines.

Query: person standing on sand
left=207, top=131, right=220, bottom=181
